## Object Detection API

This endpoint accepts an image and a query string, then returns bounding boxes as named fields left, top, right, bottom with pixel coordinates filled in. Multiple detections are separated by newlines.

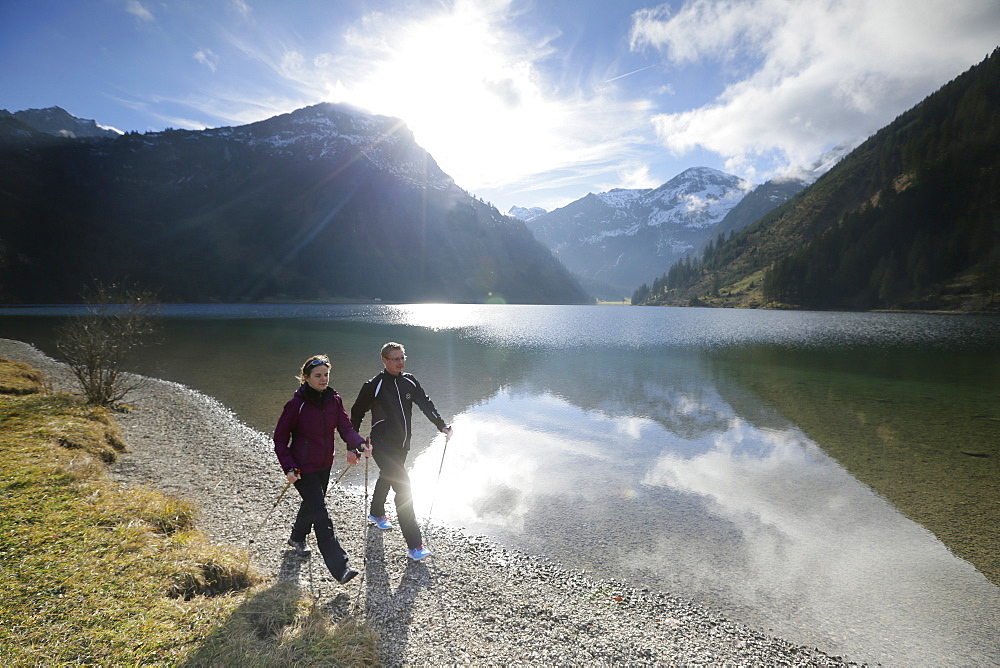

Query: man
left=351, top=341, right=453, bottom=561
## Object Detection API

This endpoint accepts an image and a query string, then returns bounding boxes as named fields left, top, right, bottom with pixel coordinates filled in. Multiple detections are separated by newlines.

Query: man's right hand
left=285, top=469, right=301, bottom=484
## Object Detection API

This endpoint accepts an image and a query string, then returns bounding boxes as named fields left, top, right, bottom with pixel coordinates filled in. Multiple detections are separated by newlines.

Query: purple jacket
left=273, top=385, right=367, bottom=475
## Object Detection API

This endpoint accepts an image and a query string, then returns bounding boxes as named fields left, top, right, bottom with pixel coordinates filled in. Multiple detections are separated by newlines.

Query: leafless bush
left=56, top=282, right=160, bottom=406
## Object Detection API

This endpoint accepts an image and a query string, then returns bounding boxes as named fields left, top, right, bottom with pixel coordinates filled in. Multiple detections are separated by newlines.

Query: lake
left=2, top=303, right=999, bottom=665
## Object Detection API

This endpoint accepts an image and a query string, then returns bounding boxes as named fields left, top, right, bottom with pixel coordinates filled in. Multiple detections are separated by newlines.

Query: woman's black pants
left=290, top=467, right=349, bottom=578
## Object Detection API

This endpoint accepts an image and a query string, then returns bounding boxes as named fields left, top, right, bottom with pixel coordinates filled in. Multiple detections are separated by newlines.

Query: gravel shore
left=2, top=338, right=851, bottom=666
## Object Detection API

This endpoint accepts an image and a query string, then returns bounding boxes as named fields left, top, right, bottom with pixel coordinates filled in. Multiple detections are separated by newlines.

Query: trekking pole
left=243, top=476, right=295, bottom=574
left=248, top=477, right=294, bottom=546
left=351, top=452, right=370, bottom=616
left=335, top=462, right=354, bottom=484
left=424, top=429, right=452, bottom=540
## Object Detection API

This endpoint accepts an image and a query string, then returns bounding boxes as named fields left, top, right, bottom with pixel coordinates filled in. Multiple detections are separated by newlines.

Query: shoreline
left=2, top=301, right=998, bottom=315
left=0, top=338, right=849, bottom=666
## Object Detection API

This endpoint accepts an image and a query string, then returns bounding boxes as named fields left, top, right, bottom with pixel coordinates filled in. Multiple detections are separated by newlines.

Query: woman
left=273, top=354, right=369, bottom=584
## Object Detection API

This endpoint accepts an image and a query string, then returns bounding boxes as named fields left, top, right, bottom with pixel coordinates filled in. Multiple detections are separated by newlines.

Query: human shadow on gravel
left=276, top=547, right=305, bottom=581
left=363, top=527, right=432, bottom=666
left=278, top=538, right=355, bottom=621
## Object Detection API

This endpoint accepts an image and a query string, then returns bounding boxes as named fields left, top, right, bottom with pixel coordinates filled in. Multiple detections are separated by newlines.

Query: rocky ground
left=1, top=338, right=854, bottom=666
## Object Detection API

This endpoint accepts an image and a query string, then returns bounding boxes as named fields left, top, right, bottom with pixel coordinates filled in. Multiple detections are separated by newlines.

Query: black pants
left=370, top=445, right=423, bottom=549
left=290, top=467, right=349, bottom=578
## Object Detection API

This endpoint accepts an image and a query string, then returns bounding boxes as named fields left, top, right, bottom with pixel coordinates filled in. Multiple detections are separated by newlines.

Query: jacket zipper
left=321, top=393, right=330, bottom=465
left=392, top=376, right=408, bottom=448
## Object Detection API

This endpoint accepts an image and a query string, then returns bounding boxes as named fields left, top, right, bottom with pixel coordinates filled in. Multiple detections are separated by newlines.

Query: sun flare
left=335, top=3, right=571, bottom=191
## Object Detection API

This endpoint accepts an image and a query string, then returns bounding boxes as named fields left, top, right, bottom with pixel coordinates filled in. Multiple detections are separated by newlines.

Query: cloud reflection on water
left=642, top=417, right=999, bottom=661
left=408, top=387, right=1000, bottom=666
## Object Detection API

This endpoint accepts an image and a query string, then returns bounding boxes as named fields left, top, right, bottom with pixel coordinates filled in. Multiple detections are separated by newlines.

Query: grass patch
left=0, top=357, right=379, bottom=665
left=183, top=582, right=379, bottom=666
left=2, top=391, right=126, bottom=462
left=0, top=358, right=45, bottom=394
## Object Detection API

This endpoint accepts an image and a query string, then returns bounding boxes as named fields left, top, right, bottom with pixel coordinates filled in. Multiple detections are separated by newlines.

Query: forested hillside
left=634, top=48, right=999, bottom=312
left=0, top=104, right=590, bottom=305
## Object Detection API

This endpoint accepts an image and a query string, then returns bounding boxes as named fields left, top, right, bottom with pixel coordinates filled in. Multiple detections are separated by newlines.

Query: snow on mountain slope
left=523, top=167, right=754, bottom=291
left=508, top=205, right=548, bottom=222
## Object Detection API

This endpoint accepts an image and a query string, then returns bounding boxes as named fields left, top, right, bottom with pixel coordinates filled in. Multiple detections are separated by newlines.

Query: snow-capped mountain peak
left=595, top=188, right=649, bottom=208
left=522, top=166, right=762, bottom=292
left=508, top=205, right=548, bottom=222
left=642, top=167, right=753, bottom=229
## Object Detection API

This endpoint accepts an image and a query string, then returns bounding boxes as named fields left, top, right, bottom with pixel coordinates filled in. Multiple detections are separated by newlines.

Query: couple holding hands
left=272, top=342, right=452, bottom=584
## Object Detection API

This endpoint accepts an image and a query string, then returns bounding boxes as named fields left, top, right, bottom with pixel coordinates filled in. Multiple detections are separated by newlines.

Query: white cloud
left=194, top=49, right=219, bottom=72
left=631, top=0, right=1000, bottom=178
left=229, top=0, right=252, bottom=22
left=613, top=162, right=660, bottom=191
left=124, top=0, right=154, bottom=23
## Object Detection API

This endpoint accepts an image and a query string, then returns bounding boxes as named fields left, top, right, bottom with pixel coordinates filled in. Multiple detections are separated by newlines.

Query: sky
left=1, top=1, right=998, bottom=213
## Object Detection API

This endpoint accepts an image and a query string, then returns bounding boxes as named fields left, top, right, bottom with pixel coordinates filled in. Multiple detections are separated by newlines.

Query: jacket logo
left=405, top=393, right=412, bottom=400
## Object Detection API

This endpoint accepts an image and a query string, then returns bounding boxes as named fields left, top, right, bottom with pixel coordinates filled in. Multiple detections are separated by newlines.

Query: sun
left=336, top=3, right=569, bottom=192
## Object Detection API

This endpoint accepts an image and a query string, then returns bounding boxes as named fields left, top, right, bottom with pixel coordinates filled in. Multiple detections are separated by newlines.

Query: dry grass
left=0, top=357, right=380, bottom=666
left=0, top=357, right=45, bottom=394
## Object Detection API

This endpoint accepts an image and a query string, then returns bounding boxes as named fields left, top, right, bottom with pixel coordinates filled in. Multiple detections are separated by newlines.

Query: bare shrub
left=56, top=281, right=160, bottom=406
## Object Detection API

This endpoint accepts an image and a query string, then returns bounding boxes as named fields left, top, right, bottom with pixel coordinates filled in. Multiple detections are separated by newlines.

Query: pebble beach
left=1, top=338, right=852, bottom=666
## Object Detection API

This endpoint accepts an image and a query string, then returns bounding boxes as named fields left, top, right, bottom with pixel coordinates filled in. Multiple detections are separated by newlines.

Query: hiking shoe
left=407, top=544, right=432, bottom=561
left=367, top=514, right=393, bottom=530
left=287, top=538, right=311, bottom=557
left=337, top=566, right=359, bottom=584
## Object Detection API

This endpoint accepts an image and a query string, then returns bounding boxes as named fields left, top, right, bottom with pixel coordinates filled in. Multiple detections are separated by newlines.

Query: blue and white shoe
left=407, top=543, right=432, bottom=561
left=367, top=514, right=393, bottom=530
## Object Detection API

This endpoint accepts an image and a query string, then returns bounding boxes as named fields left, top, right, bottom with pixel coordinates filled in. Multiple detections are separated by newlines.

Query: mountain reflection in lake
left=2, top=303, right=998, bottom=665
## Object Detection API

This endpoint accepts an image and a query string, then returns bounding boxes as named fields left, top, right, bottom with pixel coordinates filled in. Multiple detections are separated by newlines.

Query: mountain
left=0, top=103, right=590, bottom=305
left=10, top=106, right=122, bottom=139
left=635, top=47, right=1000, bottom=312
left=523, top=167, right=754, bottom=294
left=713, top=177, right=808, bottom=239
left=710, top=143, right=853, bottom=240
left=0, top=112, right=48, bottom=144
left=508, top=206, right=547, bottom=222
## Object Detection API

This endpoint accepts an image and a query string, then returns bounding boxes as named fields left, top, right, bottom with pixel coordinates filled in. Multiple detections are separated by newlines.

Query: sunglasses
left=308, top=358, right=330, bottom=367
